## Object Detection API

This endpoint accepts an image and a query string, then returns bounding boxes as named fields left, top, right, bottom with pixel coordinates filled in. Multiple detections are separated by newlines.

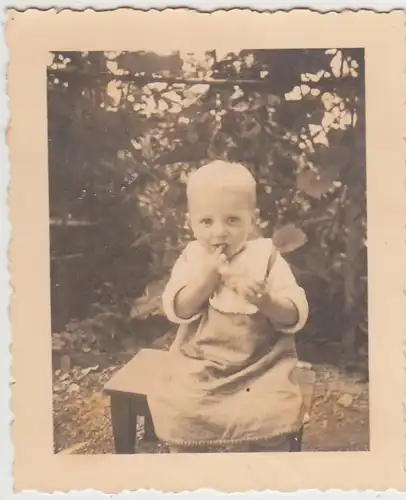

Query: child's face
left=187, top=187, right=255, bottom=257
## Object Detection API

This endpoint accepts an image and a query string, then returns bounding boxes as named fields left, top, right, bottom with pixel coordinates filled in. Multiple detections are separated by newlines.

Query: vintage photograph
left=8, top=7, right=406, bottom=492
left=48, top=47, right=369, bottom=454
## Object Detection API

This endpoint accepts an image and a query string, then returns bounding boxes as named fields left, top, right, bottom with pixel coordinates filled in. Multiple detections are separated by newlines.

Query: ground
left=53, top=320, right=369, bottom=454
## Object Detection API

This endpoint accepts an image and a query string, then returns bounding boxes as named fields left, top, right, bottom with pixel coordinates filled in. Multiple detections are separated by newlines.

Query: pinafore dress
left=148, top=240, right=305, bottom=447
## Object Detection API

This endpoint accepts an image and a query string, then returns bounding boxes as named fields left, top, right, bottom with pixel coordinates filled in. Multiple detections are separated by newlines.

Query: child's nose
left=212, top=222, right=228, bottom=237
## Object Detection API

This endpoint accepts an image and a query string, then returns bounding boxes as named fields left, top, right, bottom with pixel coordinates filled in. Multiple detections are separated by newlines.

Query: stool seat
left=104, top=348, right=315, bottom=453
left=104, top=348, right=167, bottom=398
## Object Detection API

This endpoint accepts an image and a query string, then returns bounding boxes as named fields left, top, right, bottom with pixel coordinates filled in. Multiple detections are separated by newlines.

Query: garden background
left=48, top=48, right=369, bottom=453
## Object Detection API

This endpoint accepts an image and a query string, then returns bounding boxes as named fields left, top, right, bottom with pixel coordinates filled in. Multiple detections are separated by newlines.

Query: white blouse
left=162, top=238, right=309, bottom=334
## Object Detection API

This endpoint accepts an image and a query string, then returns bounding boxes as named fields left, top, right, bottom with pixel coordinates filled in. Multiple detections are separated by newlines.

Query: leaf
left=131, top=233, right=151, bottom=248
left=304, top=250, right=330, bottom=280
left=162, top=250, right=179, bottom=271
left=54, top=383, right=65, bottom=394
left=130, top=295, right=162, bottom=320
left=229, top=99, right=250, bottom=112
left=57, top=442, right=87, bottom=455
left=60, top=354, right=71, bottom=373
left=336, top=393, right=353, bottom=408
left=140, top=135, right=154, bottom=161
left=296, top=360, right=313, bottom=370
left=156, top=143, right=207, bottom=165
left=146, top=278, right=168, bottom=298
left=116, top=51, right=183, bottom=76
left=52, top=336, right=65, bottom=353
left=68, top=383, right=80, bottom=394
left=163, top=184, right=186, bottom=207
left=272, top=224, right=308, bottom=253
left=130, top=278, right=168, bottom=319
left=240, top=120, right=261, bottom=139
left=296, top=168, right=336, bottom=199
left=186, top=129, right=199, bottom=144
left=267, top=94, right=281, bottom=107
left=79, top=365, right=99, bottom=378
left=248, top=93, right=267, bottom=111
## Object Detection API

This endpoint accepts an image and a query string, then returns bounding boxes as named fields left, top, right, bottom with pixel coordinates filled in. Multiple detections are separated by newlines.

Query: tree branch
left=48, top=68, right=356, bottom=92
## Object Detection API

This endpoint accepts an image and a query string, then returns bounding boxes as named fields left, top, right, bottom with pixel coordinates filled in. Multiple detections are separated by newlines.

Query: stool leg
left=289, top=426, right=304, bottom=452
left=110, top=395, right=137, bottom=454
left=143, top=410, right=158, bottom=442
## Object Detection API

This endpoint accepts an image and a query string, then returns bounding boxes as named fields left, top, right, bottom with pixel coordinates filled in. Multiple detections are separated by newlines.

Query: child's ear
left=186, top=213, right=196, bottom=237
left=253, top=208, right=260, bottom=225
left=248, top=209, right=260, bottom=239
left=185, top=213, right=192, bottom=230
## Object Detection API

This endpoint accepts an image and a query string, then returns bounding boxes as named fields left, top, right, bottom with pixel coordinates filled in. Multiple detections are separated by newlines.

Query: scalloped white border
left=2, top=1, right=406, bottom=10
left=1, top=4, right=12, bottom=500
left=2, top=3, right=406, bottom=499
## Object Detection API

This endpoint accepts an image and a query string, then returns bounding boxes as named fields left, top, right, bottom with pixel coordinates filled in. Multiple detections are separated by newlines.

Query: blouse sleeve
left=162, top=244, right=203, bottom=325
left=266, top=250, right=309, bottom=334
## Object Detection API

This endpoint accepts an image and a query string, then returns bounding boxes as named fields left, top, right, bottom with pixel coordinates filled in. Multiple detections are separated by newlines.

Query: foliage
left=48, top=48, right=367, bottom=358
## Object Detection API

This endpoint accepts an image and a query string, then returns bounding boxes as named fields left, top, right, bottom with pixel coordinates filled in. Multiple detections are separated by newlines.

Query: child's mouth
left=213, top=243, right=228, bottom=253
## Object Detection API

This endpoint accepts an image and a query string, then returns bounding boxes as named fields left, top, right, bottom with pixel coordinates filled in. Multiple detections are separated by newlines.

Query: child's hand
left=224, top=273, right=268, bottom=305
left=199, top=246, right=228, bottom=284
left=174, top=245, right=228, bottom=320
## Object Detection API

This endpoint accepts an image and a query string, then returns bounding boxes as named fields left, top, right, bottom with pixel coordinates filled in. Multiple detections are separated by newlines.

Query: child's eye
left=227, top=216, right=240, bottom=224
left=201, top=218, right=212, bottom=226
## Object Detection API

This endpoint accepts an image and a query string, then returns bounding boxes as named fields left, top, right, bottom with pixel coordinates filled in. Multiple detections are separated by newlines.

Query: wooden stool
left=104, top=348, right=315, bottom=453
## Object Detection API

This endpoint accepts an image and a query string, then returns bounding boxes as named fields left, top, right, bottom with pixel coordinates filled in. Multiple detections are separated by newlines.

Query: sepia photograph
left=8, top=8, right=405, bottom=492
left=48, top=47, right=369, bottom=454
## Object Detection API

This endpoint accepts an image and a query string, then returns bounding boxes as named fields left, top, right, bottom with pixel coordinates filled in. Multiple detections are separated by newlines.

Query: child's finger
left=248, top=283, right=268, bottom=301
left=213, top=245, right=227, bottom=257
left=244, top=289, right=261, bottom=304
left=244, top=284, right=262, bottom=299
left=215, top=254, right=228, bottom=270
left=246, top=281, right=263, bottom=295
left=245, top=282, right=258, bottom=294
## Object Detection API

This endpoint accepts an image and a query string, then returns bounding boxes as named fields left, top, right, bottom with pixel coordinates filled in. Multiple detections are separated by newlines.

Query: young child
left=149, top=160, right=309, bottom=453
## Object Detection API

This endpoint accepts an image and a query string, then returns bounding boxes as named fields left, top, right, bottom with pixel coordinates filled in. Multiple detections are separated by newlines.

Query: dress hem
left=161, top=423, right=303, bottom=448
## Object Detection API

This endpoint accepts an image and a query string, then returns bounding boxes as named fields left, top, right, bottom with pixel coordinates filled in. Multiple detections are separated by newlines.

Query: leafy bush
left=48, top=48, right=367, bottom=358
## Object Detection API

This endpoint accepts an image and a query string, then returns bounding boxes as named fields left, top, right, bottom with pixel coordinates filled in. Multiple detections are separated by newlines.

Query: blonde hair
left=186, top=160, right=257, bottom=206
